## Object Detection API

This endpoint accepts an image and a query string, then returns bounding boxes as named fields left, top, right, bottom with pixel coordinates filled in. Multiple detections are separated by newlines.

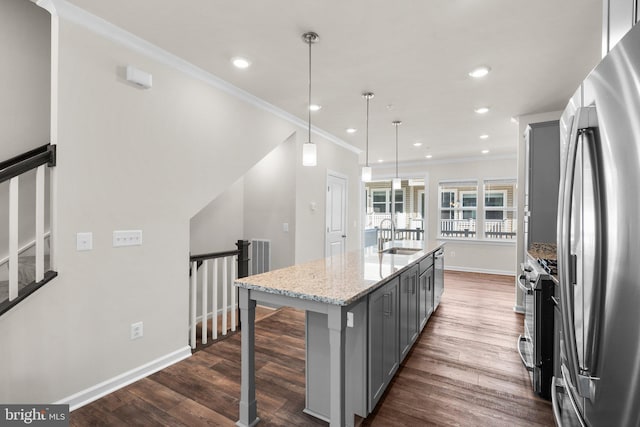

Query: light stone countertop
left=235, top=240, right=444, bottom=306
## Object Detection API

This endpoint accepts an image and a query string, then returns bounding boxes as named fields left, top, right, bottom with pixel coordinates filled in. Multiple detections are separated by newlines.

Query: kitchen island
left=234, top=240, right=444, bottom=427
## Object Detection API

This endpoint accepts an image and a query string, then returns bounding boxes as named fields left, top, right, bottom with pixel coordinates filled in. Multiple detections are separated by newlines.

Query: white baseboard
left=513, top=305, right=525, bottom=314
left=56, top=346, right=191, bottom=411
left=445, top=266, right=515, bottom=276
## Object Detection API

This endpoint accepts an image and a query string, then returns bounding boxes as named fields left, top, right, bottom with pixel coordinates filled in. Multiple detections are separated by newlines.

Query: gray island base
left=235, top=241, right=444, bottom=427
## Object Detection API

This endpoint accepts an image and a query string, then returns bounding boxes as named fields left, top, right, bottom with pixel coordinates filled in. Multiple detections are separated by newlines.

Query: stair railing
left=0, top=144, right=57, bottom=316
left=188, top=240, right=250, bottom=349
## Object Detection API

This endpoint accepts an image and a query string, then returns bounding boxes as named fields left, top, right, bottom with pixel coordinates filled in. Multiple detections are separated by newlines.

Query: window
left=372, top=189, right=388, bottom=213
left=484, top=179, right=517, bottom=239
left=370, top=188, right=405, bottom=214
left=438, top=181, right=478, bottom=238
left=393, top=189, right=404, bottom=213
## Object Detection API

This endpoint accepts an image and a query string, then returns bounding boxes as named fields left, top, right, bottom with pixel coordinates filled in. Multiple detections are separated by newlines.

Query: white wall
left=0, top=14, right=302, bottom=404
left=0, top=0, right=51, bottom=264
left=295, top=133, right=361, bottom=264
left=0, top=5, right=362, bottom=405
left=190, top=177, right=244, bottom=255
left=243, top=134, right=297, bottom=270
left=372, top=155, right=518, bottom=275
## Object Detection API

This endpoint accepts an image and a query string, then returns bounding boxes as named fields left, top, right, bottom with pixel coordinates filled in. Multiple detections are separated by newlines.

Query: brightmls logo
left=0, top=405, right=68, bottom=426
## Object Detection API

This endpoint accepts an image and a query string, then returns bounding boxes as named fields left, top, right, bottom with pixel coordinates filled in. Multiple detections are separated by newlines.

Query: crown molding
left=35, top=0, right=360, bottom=155
left=369, top=152, right=517, bottom=169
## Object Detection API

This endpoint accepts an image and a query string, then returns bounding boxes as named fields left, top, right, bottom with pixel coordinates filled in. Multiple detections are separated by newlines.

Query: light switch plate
left=76, top=232, right=93, bottom=251
left=113, top=230, right=143, bottom=247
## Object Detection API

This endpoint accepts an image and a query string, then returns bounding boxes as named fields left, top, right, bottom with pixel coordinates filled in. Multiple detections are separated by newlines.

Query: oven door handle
left=518, top=275, right=533, bottom=294
left=517, top=335, right=535, bottom=372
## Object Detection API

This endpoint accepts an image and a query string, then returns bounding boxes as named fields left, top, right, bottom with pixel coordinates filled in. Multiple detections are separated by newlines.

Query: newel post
left=236, top=240, right=251, bottom=279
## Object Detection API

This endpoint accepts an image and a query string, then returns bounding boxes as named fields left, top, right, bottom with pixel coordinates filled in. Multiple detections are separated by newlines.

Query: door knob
left=342, top=235, right=347, bottom=238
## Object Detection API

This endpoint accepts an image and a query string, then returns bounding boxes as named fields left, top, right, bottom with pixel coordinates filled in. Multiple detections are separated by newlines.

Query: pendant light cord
left=308, top=37, right=312, bottom=144
left=395, top=123, right=399, bottom=178
left=365, top=96, right=370, bottom=167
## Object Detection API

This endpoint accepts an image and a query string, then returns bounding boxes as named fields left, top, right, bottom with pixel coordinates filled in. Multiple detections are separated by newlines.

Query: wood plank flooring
left=70, top=271, right=554, bottom=426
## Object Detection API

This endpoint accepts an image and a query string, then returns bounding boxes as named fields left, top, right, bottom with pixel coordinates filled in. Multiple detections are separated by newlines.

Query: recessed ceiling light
left=309, top=104, right=322, bottom=111
left=346, top=128, right=357, bottom=134
left=481, top=149, right=490, bottom=154
left=479, top=134, right=489, bottom=139
left=469, top=66, right=491, bottom=78
left=231, top=57, right=251, bottom=69
left=474, top=107, right=490, bottom=114
left=413, top=142, right=422, bottom=147
left=377, top=159, right=384, bottom=163
left=425, top=154, right=433, bottom=159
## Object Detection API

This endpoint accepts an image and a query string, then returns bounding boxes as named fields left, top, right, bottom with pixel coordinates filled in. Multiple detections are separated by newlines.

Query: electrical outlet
left=114, top=230, right=143, bottom=247
left=130, top=321, right=143, bottom=340
left=347, top=312, right=354, bottom=328
left=450, top=251, right=456, bottom=257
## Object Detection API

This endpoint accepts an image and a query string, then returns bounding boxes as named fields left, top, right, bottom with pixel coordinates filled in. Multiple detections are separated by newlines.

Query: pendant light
left=302, top=32, right=319, bottom=167
left=392, top=120, right=402, bottom=190
left=361, top=92, right=374, bottom=182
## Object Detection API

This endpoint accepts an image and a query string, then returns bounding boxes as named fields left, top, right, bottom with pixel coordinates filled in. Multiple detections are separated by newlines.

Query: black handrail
left=190, top=249, right=240, bottom=263
left=0, top=143, right=58, bottom=316
left=0, top=144, right=56, bottom=184
left=189, top=240, right=251, bottom=279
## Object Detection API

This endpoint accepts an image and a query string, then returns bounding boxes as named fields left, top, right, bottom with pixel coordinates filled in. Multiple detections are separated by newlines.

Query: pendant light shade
left=302, top=32, right=319, bottom=167
left=361, top=166, right=372, bottom=182
left=361, top=92, right=374, bottom=182
left=303, top=142, right=317, bottom=167
left=392, top=177, right=401, bottom=190
left=392, top=120, right=402, bottom=190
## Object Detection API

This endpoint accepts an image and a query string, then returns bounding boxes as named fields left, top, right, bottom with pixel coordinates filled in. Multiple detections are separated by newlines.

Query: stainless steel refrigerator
left=553, top=21, right=640, bottom=427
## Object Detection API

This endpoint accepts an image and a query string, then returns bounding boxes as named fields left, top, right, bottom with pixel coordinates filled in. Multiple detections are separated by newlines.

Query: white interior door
left=326, top=172, right=348, bottom=257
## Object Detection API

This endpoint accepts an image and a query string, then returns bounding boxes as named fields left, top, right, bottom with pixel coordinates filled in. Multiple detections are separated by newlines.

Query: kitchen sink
left=381, top=247, right=422, bottom=255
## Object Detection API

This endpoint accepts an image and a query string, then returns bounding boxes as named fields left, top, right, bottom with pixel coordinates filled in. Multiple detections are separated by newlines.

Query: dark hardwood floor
left=70, top=271, right=554, bottom=426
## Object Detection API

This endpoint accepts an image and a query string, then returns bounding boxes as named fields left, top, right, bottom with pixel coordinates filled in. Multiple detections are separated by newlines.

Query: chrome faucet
left=378, top=217, right=396, bottom=251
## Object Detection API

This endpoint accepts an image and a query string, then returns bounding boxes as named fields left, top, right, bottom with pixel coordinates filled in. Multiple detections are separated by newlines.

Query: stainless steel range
left=518, top=254, right=555, bottom=399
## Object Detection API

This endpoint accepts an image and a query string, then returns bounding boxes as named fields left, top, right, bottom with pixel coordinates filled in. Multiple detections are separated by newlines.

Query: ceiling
left=66, top=0, right=602, bottom=164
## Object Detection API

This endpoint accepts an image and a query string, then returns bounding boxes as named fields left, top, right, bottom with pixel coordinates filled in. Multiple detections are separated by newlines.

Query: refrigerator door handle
left=558, top=106, right=601, bottom=401
left=580, top=118, right=605, bottom=387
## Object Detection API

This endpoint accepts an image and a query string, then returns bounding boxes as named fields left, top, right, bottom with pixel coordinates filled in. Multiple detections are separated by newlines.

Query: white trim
left=56, top=346, right=191, bottom=411
left=513, top=305, right=525, bottom=314
left=325, top=170, right=349, bottom=258
left=36, top=0, right=359, bottom=155
left=371, top=153, right=517, bottom=170
left=445, top=266, right=515, bottom=276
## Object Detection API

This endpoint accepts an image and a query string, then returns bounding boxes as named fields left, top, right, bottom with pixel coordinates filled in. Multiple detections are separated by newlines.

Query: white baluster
left=231, top=255, right=237, bottom=332
left=212, top=258, right=218, bottom=340
left=201, top=260, right=208, bottom=345
left=35, top=165, right=45, bottom=282
left=222, top=257, right=228, bottom=335
left=190, top=261, right=197, bottom=349
left=9, top=177, right=19, bottom=301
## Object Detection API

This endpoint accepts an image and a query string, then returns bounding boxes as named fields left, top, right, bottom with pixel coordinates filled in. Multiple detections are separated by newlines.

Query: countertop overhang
left=235, top=240, right=444, bottom=306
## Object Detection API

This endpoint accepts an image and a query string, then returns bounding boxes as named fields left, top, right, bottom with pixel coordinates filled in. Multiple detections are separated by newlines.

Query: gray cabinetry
left=399, top=264, right=419, bottom=361
left=419, top=264, right=434, bottom=331
left=368, top=276, right=399, bottom=410
left=524, top=121, right=560, bottom=248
